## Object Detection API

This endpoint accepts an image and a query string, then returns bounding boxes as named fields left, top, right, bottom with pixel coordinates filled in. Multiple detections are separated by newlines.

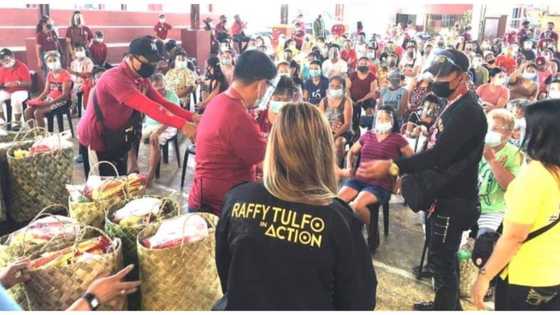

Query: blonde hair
left=488, top=108, right=515, bottom=131
left=263, top=102, right=338, bottom=206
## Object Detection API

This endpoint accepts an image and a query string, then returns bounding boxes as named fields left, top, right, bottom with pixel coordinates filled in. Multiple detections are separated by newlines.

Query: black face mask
left=135, top=59, right=156, bottom=78
left=357, top=66, right=369, bottom=73
left=431, top=81, right=454, bottom=98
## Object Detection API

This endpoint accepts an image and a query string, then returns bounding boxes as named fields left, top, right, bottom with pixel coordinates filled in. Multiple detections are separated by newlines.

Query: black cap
left=0, top=48, right=13, bottom=60
left=426, top=49, right=470, bottom=77
left=129, top=36, right=162, bottom=63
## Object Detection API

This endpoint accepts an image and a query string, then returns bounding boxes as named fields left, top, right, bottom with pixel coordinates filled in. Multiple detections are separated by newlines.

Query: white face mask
left=375, top=121, right=393, bottom=134
left=3, top=59, right=15, bottom=68
left=328, top=88, right=343, bottom=98
left=522, top=72, right=537, bottom=80
left=269, top=100, right=287, bottom=114
left=494, top=76, right=506, bottom=85
left=75, top=51, right=86, bottom=58
left=159, top=18, right=166, bottom=23
left=95, top=37, right=104, bottom=43
left=47, top=60, right=61, bottom=71
left=484, top=130, right=503, bottom=147
left=175, top=60, right=187, bottom=69
left=524, top=42, right=532, bottom=50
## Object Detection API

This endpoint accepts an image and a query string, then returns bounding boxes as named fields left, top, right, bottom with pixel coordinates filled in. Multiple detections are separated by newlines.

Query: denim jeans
left=428, top=198, right=480, bottom=310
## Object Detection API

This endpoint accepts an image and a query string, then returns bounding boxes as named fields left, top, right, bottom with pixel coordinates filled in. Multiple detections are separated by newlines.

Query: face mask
left=549, top=90, right=560, bottom=98
left=524, top=43, right=532, bottom=50
left=95, top=37, right=104, bottom=43
left=494, top=77, right=506, bottom=85
left=74, top=16, right=82, bottom=25
left=136, top=60, right=156, bottom=78
left=47, top=60, right=61, bottom=71
left=75, top=51, right=86, bottom=58
left=309, top=69, right=321, bottom=77
left=485, top=130, right=503, bottom=147
left=221, top=58, right=232, bottom=65
left=269, top=100, right=287, bottom=114
left=375, top=122, right=393, bottom=134
left=46, top=23, right=53, bottom=30
left=522, top=72, right=537, bottom=80
left=357, top=66, right=369, bottom=73
left=3, top=59, right=15, bottom=68
left=328, top=88, right=343, bottom=98
left=175, top=60, right=187, bottom=69
left=389, top=79, right=401, bottom=87
left=472, top=60, right=482, bottom=68
left=160, top=19, right=166, bottom=23
left=431, top=80, right=454, bottom=98
left=278, top=71, right=290, bottom=77
left=367, top=52, right=376, bottom=59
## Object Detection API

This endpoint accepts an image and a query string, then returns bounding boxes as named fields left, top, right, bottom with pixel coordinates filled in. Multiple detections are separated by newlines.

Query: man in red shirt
left=0, top=49, right=31, bottom=126
left=154, top=14, right=172, bottom=41
left=189, top=50, right=277, bottom=214
left=496, top=46, right=517, bottom=75
left=89, top=31, right=109, bottom=68
left=78, top=36, right=197, bottom=176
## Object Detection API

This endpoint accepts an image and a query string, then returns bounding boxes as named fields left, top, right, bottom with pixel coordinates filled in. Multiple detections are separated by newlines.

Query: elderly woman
left=216, top=102, right=376, bottom=310
left=472, top=99, right=560, bottom=310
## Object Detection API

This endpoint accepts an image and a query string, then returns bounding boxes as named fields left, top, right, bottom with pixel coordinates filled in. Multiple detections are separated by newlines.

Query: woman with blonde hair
left=215, top=102, right=376, bottom=310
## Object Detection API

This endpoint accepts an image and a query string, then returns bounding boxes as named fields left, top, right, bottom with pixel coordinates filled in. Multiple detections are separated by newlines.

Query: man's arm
left=146, top=84, right=194, bottom=122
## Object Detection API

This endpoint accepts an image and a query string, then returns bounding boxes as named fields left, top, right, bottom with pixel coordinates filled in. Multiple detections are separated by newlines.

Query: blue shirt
left=0, top=285, right=21, bottom=311
left=303, top=76, right=329, bottom=105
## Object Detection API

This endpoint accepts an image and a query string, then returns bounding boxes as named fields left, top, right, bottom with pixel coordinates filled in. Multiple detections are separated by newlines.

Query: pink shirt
left=356, top=132, right=408, bottom=191
left=78, top=61, right=192, bottom=152
left=476, top=84, right=510, bottom=107
left=189, top=88, right=267, bottom=214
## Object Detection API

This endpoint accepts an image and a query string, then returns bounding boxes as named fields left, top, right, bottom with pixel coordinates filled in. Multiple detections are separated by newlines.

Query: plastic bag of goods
left=143, top=214, right=209, bottom=249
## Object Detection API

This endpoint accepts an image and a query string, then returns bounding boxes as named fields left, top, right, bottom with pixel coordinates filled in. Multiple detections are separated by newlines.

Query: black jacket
left=215, top=182, right=377, bottom=310
left=396, top=91, right=487, bottom=200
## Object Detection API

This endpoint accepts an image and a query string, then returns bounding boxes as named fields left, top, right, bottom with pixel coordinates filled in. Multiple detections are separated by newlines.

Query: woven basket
left=0, top=127, right=46, bottom=223
left=6, top=135, right=74, bottom=222
left=137, top=212, right=222, bottom=310
left=0, top=205, right=79, bottom=310
left=68, top=161, right=125, bottom=229
left=104, top=195, right=179, bottom=310
left=22, top=225, right=125, bottom=311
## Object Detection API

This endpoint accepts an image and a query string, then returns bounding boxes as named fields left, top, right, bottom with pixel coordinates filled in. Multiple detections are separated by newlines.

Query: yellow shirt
left=502, top=161, right=560, bottom=287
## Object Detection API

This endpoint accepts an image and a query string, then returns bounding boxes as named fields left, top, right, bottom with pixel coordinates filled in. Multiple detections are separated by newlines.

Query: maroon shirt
left=356, top=132, right=408, bottom=191
left=65, top=26, right=94, bottom=47
left=189, top=88, right=267, bottom=214
left=36, top=31, right=59, bottom=52
left=154, top=22, right=172, bottom=40
left=350, top=72, right=376, bottom=102
left=89, top=41, right=108, bottom=65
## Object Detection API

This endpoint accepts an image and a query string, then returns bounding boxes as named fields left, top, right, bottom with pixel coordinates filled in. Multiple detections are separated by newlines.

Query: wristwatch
left=389, top=160, right=400, bottom=177
left=82, top=292, right=100, bottom=310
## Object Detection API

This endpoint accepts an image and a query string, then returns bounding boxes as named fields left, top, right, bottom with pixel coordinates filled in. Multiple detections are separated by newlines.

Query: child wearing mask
left=303, top=60, right=329, bottom=105
left=25, top=51, right=71, bottom=127
left=89, top=31, right=108, bottom=68
left=69, top=44, right=94, bottom=113
left=319, top=76, right=353, bottom=164
left=338, top=106, right=413, bottom=233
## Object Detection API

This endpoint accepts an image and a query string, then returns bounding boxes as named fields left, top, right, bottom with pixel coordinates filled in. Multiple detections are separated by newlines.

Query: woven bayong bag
left=22, top=225, right=125, bottom=311
left=69, top=161, right=125, bottom=229
left=137, top=212, right=222, bottom=310
left=6, top=136, right=73, bottom=222
left=104, top=195, right=179, bottom=310
left=0, top=206, right=79, bottom=310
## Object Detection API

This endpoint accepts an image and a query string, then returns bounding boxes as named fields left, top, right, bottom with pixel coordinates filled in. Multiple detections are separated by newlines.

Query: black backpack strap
left=92, top=88, right=105, bottom=130
left=524, top=215, right=560, bottom=243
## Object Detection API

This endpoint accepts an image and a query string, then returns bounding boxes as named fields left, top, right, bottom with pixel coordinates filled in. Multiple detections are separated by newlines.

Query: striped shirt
left=356, top=132, right=408, bottom=191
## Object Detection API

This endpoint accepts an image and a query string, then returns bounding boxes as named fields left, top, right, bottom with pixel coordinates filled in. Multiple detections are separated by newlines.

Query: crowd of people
left=0, top=10, right=559, bottom=311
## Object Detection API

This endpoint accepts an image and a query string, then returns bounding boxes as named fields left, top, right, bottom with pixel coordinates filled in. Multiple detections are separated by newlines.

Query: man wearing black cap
left=357, top=49, right=487, bottom=310
left=78, top=35, right=198, bottom=176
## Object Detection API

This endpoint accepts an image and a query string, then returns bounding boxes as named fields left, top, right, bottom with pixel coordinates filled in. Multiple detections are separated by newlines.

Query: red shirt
left=331, top=24, right=346, bottom=37
left=89, top=41, right=108, bottom=66
left=154, top=22, right=172, bottom=40
left=78, top=61, right=192, bottom=152
left=496, top=55, right=517, bottom=75
left=341, top=49, right=357, bottom=69
left=350, top=72, right=376, bottom=102
left=0, top=60, right=31, bottom=93
left=46, top=69, right=71, bottom=99
left=476, top=84, right=509, bottom=107
left=189, top=88, right=267, bottom=214
left=36, top=31, right=59, bottom=52
left=231, top=20, right=244, bottom=36
left=356, top=132, right=408, bottom=191
left=65, top=26, right=94, bottom=47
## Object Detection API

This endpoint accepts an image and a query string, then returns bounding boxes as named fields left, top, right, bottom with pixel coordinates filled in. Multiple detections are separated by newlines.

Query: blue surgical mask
left=269, top=100, right=287, bottom=114
left=309, top=69, right=321, bottom=77
left=328, top=88, right=343, bottom=98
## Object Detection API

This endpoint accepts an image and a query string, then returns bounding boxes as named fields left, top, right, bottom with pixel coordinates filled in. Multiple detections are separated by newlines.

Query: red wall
left=0, top=8, right=217, bottom=66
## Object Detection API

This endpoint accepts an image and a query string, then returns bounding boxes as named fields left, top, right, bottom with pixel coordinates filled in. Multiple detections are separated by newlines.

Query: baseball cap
left=426, top=49, right=470, bottom=77
left=129, top=36, right=162, bottom=63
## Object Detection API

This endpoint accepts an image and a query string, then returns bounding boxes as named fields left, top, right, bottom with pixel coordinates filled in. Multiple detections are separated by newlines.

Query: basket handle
left=12, top=126, right=48, bottom=142
left=88, top=160, right=120, bottom=179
